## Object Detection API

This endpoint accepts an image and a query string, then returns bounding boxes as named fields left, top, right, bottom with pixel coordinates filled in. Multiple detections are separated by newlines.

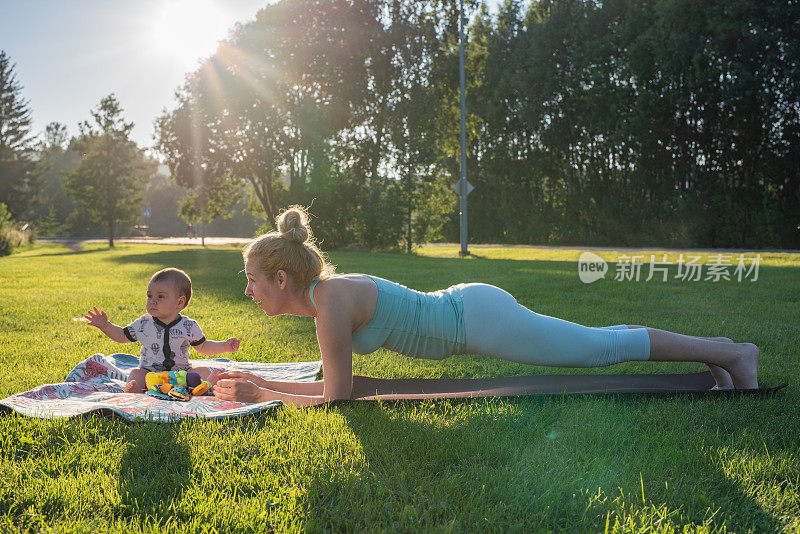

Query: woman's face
left=244, top=257, right=282, bottom=316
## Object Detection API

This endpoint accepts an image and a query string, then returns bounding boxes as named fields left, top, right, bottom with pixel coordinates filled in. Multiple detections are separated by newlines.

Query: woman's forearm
left=223, top=372, right=324, bottom=395
left=259, top=380, right=324, bottom=396
left=214, top=375, right=340, bottom=405
left=257, top=387, right=329, bottom=407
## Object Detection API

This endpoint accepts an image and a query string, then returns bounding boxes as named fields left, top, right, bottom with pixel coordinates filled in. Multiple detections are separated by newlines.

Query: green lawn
left=1, top=242, right=798, bottom=533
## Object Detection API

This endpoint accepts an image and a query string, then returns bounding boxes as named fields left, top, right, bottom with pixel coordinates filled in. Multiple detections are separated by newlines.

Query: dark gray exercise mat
left=350, top=372, right=788, bottom=401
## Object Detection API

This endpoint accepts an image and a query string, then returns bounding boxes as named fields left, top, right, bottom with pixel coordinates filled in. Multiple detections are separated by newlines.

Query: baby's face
left=146, top=280, right=185, bottom=323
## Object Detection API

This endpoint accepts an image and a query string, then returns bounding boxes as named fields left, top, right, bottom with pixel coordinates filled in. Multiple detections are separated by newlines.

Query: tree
left=0, top=50, right=39, bottom=220
left=64, top=95, right=153, bottom=246
left=30, top=122, right=79, bottom=236
left=154, top=82, right=241, bottom=245
left=156, top=0, right=377, bottom=232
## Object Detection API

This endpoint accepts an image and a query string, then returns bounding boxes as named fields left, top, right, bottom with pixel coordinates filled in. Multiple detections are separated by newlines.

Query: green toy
left=145, top=370, right=211, bottom=401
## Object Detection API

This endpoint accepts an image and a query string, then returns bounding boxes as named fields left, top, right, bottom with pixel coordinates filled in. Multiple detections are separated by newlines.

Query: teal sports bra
left=308, top=275, right=465, bottom=359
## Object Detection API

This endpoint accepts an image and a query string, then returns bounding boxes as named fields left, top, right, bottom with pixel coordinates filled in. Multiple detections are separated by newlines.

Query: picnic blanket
left=0, top=353, right=322, bottom=422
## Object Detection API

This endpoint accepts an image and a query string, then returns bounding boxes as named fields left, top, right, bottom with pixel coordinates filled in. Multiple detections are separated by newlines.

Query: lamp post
left=458, top=0, right=469, bottom=257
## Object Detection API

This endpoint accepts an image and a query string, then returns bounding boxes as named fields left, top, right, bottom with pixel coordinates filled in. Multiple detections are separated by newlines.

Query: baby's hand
left=84, top=307, right=110, bottom=329
left=226, top=337, right=240, bottom=353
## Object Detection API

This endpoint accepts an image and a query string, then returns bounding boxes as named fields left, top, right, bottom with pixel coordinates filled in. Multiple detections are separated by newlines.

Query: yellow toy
left=145, top=370, right=210, bottom=401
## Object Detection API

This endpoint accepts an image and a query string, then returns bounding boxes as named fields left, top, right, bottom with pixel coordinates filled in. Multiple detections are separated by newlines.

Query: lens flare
left=151, top=0, right=230, bottom=69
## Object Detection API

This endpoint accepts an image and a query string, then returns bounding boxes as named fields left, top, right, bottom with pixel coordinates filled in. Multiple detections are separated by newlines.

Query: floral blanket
left=0, top=353, right=322, bottom=422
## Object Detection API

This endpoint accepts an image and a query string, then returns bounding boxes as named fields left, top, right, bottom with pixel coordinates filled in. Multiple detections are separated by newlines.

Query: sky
left=1, top=0, right=503, bottom=150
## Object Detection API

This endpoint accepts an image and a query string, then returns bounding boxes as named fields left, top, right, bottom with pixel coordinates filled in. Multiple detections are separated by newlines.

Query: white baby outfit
left=123, top=314, right=205, bottom=371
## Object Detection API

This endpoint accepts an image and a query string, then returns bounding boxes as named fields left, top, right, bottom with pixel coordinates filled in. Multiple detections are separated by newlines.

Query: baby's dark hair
left=150, top=268, right=192, bottom=307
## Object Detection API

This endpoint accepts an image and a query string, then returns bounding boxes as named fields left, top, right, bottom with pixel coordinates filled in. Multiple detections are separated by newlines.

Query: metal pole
left=458, top=0, right=469, bottom=256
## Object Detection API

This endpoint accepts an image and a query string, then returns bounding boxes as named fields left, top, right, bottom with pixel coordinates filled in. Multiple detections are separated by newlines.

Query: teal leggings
left=456, top=284, right=651, bottom=367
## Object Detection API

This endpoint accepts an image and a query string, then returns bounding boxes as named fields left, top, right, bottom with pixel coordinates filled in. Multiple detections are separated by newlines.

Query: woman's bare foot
left=722, top=343, right=760, bottom=389
left=708, top=366, right=734, bottom=390
left=123, top=380, right=140, bottom=393
left=633, top=327, right=736, bottom=389
left=702, top=337, right=735, bottom=389
left=641, top=328, right=757, bottom=389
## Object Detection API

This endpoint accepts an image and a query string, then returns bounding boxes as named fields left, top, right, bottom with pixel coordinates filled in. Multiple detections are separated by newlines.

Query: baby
left=84, top=267, right=240, bottom=393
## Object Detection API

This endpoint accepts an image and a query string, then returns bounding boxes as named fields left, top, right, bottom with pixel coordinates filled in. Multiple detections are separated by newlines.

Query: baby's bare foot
left=123, top=380, right=139, bottom=393
left=206, top=370, right=222, bottom=388
left=725, top=343, right=760, bottom=389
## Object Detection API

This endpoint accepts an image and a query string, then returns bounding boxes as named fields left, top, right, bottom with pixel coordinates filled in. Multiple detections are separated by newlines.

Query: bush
left=0, top=202, right=32, bottom=256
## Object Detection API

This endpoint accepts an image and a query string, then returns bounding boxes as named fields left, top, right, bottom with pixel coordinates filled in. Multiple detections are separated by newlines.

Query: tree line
left=156, top=0, right=800, bottom=249
left=2, top=0, right=799, bottom=253
left=0, top=53, right=251, bottom=250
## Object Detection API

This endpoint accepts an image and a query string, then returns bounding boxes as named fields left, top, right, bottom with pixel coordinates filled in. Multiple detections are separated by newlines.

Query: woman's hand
left=225, top=337, right=240, bottom=353
left=214, top=378, right=269, bottom=403
left=217, top=370, right=267, bottom=388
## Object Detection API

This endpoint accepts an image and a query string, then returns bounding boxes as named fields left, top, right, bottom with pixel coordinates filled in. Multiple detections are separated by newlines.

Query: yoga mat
left=350, top=372, right=788, bottom=401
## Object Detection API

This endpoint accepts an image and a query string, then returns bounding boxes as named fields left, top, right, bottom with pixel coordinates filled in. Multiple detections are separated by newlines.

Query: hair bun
left=277, top=207, right=310, bottom=244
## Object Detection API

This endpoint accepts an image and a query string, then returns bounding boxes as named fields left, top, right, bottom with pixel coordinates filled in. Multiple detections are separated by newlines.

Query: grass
left=0, top=242, right=798, bottom=533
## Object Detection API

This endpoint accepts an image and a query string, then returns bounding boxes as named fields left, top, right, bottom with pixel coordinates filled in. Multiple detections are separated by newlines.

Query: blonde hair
left=243, top=206, right=335, bottom=288
left=150, top=268, right=192, bottom=307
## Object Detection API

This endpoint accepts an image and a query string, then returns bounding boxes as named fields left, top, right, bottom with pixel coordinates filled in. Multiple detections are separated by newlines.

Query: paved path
left=425, top=243, right=799, bottom=254
left=40, top=237, right=252, bottom=247
left=38, top=238, right=798, bottom=254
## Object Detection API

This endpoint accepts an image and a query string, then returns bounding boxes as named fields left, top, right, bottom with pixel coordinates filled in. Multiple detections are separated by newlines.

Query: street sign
left=452, top=180, right=474, bottom=196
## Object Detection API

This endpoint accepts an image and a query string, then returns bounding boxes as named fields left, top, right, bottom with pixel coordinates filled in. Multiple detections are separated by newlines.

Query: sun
left=151, top=0, right=231, bottom=68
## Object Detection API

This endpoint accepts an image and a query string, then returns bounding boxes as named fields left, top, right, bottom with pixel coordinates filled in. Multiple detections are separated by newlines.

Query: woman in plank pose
left=213, top=207, right=759, bottom=406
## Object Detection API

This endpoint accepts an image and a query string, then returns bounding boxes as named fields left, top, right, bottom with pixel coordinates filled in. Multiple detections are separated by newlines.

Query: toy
left=145, top=370, right=211, bottom=401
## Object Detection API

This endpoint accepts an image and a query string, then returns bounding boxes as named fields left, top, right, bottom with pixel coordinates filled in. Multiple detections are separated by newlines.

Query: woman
left=213, top=207, right=759, bottom=406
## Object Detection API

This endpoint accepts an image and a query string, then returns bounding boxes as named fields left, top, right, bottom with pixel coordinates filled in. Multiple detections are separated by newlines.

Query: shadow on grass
left=103, top=248, right=250, bottom=305
left=41, top=244, right=795, bottom=306
left=106, top=248, right=243, bottom=269
left=116, top=422, right=192, bottom=524
left=298, top=396, right=784, bottom=532
left=30, top=247, right=107, bottom=258
left=332, top=251, right=795, bottom=301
